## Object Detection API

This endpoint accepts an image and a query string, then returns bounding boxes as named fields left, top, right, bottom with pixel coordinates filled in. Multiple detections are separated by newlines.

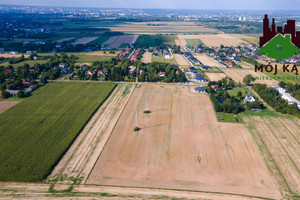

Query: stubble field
left=205, top=72, right=228, bottom=81
left=193, top=53, right=225, bottom=68
left=87, top=85, right=280, bottom=199
left=177, top=34, right=247, bottom=47
left=222, top=68, right=278, bottom=86
left=173, top=54, right=190, bottom=66
left=0, top=101, right=19, bottom=113
left=243, top=115, right=300, bottom=197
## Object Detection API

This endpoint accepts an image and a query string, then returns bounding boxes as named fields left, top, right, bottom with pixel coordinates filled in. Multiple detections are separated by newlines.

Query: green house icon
left=258, top=34, right=300, bottom=59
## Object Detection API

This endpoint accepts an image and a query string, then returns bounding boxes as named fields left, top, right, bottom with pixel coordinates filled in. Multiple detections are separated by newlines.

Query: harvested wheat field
left=173, top=54, right=190, bottom=66
left=193, top=53, right=225, bottom=68
left=72, top=37, right=98, bottom=45
left=0, top=101, right=19, bottom=114
left=177, top=34, right=247, bottom=47
left=243, top=115, right=300, bottom=196
left=87, top=85, right=280, bottom=199
left=222, top=68, right=278, bottom=86
left=104, top=35, right=138, bottom=49
left=0, top=54, right=30, bottom=58
left=141, top=52, right=152, bottom=64
left=205, top=72, right=228, bottom=81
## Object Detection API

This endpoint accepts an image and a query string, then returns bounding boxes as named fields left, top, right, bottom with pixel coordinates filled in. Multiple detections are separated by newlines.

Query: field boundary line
left=84, top=84, right=136, bottom=184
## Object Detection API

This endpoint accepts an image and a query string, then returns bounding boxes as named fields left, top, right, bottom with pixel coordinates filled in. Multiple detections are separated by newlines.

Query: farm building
left=195, top=86, right=206, bottom=93
left=244, top=93, right=256, bottom=103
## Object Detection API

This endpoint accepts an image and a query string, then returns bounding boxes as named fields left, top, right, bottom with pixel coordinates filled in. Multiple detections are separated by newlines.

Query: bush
left=1, top=90, right=9, bottom=98
left=17, top=90, right=25, bottom=98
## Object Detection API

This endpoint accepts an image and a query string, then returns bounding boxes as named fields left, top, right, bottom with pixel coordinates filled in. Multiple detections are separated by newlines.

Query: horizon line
left=1, top=3, right=300, bottom=11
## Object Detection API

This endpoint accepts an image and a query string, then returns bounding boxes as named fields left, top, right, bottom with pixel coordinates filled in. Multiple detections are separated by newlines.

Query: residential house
left=59, top=63, right=67, bottom=68
left=195, top=86, right=206, bottom=93
left=244, top=93, right=256, bottom=103
left=158, top=72, right=166, bottom=77
left=211, top=85, right=219, bottom=90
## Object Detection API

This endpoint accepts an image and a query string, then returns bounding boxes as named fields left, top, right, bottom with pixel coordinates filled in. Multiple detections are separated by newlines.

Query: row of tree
left=253, top=84, right=300, bottom=117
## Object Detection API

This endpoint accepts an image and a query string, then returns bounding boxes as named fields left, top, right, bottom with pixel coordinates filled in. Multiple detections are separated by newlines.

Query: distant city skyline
left=1, top=0, right=300, bottom=10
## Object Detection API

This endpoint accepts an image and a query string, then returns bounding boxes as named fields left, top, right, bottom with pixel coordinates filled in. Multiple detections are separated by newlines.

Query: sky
left=0, top=0, right=300, bottom=10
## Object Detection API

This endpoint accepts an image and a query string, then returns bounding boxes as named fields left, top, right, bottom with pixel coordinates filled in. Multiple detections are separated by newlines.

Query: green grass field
left=185, top=39, right=203, bottom=47
left=152, top=54, right=176, bottom=64
left=0, top=81, right=116, bottom=181
left=37, top=53, right=114, bottom=63
left=2, top=60, right=48, bottom=68
left=216, top=112, right=243, bottom=123
left=75, top=54, right=113, bottom=63
left=229, top=87, right=250, bottom=97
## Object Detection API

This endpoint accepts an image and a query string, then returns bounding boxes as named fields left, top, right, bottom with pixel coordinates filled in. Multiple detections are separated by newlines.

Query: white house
left=59, top=63, right=67, bottom=68
left=244, top=93, right=256, bottom=103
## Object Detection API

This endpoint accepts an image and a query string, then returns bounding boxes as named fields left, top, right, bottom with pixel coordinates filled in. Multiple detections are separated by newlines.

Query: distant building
left=195, top=86, right=206, bottom=93
left=211, top=85, right=219, bottom=90
left=200, top=66, right=211, bottom=70
left=273, top=86, right=300, bottom=109
left=158, top=72, right=166, bottom=77
left=6, top=90, right=18, bottom=97
left=193, top=73, right=208, bottom=82
left=244, top=93, right=256, bottom=103
left=59, top=63, right=67, bottom=68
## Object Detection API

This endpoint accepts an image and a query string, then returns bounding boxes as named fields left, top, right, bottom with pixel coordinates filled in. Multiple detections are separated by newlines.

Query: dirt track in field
left=48, top=84, right=135, bottom=183
left=243, top=115, right=300, bottom=196
left=87, top=85, right=280, bottom=199
left=0, top=182, right=276, bottom=200
left=141, top=52, right=152, bottom=63
left=0, top=101, right=19, bottom=113
left=222, top=68, right=278, bottom=86
left=205, top=72, right=228, bottom=81
left=194, top=53, right=225, bottom=68
left=173, top=54, right=190, bottom=66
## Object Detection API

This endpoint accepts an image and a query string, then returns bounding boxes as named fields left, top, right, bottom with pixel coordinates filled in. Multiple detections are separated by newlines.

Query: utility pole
left=134, top=109, right=140, bottom=131
left=144, top=95, right=150, bottom=113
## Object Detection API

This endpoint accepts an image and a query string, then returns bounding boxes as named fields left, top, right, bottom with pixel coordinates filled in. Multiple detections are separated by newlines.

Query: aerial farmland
left=1, top=4, right=300, bottom=200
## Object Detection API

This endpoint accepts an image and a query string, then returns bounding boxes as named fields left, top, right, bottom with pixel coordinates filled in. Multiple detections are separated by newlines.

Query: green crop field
left=185, top=39, right=203, bottom=47
left=135, top=35, right=177, bottom=48
left=0, top=81, right=116, bottom=182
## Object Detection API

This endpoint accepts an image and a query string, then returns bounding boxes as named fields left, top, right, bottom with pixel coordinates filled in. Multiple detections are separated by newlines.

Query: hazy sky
left=0, top=0, right=300, bottom=10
